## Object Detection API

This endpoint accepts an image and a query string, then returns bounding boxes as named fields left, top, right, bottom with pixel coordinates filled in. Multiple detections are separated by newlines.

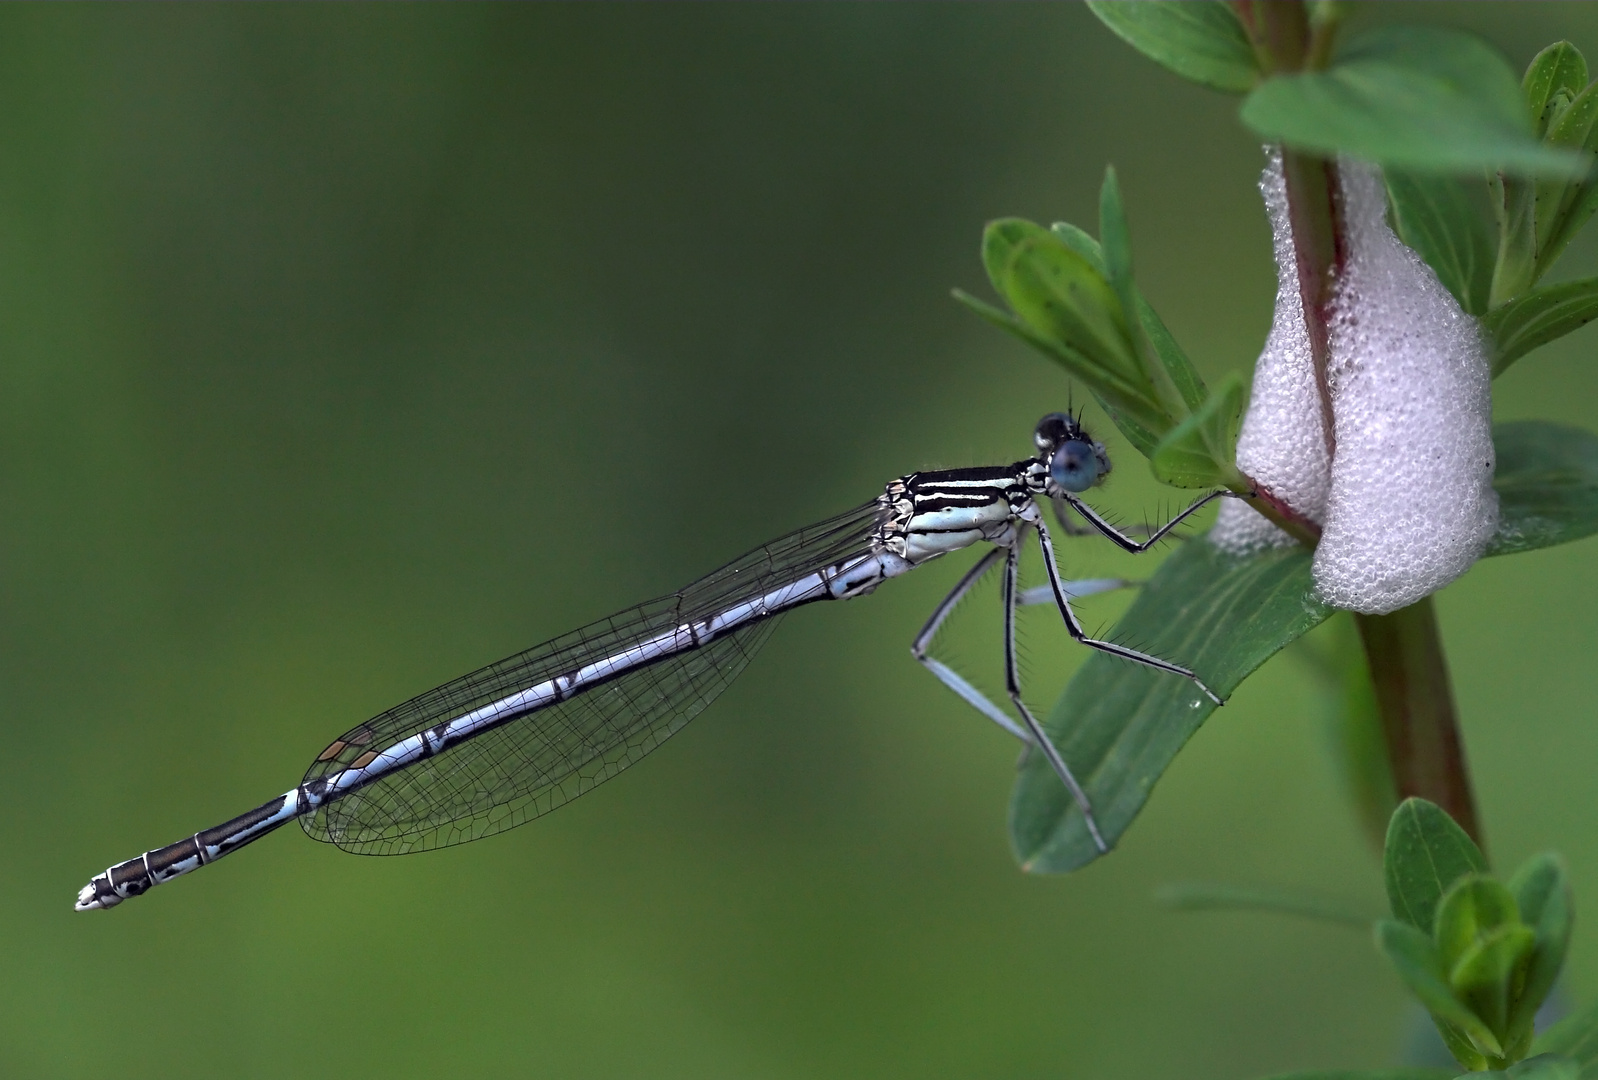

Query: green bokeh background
left=8, top=4, right=1598, bottom=1077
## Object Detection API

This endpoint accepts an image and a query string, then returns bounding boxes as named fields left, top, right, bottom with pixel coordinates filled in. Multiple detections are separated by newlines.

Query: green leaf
left=1053, top=218, right=1210, bottom=415
left=1086, top=0, right=1259, bottom=94
left=1385, top=170, right=1496, bottom=315
left=1098, top=169, right=1193, bottom=423
left=1434, top=876, right=1522, bottom=964
left=1523, top=43, right=1588, bottom=139
left=1136, top=291, right=1209, bottom=414
left=1251, top=1072, right=1453, bottom=1080
left=1451, top=924, right=1536, bottom=1037
left=1506, top=855, right=1573, bottom=1044
left=1486, top=421, right=1598, bottom=557
left=1494, top=170, right=1542, bottom=307
left=953, top=286, right=1166, bottom=458
left=1384, top=798, right=1488, bottom=933
left=1011, top=537, right=1332, bottom=872
left=970, top=213, right=1229, bottom=465
left=981, top=218, right=1140, bottom=381
left=1152, top=880, right=1372, bottom=927
left=1533, top=81, right=1598, bottom=280
left=1535, top=999, right=1598, bottom=1066
left=1377, top=918, right=1504, bottom=1060
left=1483, top=276, right=1598, bottom=375
left=1241, top=27, right=1591, bottom=179
left=1432, top=873, right=1538, bottom=1057
left=973, top=218, right=1179, bottom=450
left=1050, top=221, right=1108, bottom=275
left=1149, top=371, right=1246, bottom=488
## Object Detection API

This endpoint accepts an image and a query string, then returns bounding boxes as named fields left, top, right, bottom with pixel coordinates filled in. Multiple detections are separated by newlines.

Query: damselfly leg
left=909, top=548, right=1030, bottom=742
left=999, top=536, right=1109, bottom=851
left=910, top=486, right=1231, bottom=852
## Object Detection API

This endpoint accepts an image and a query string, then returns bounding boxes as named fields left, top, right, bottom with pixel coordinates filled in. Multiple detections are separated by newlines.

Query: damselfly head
left=1033, top=411, right=1082, bottom=455
left=1034, top=412, right=1111, bottom=493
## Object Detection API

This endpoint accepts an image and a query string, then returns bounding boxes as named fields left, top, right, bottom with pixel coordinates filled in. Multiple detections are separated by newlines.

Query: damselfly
left=76, top=412, right=1228, bottom=911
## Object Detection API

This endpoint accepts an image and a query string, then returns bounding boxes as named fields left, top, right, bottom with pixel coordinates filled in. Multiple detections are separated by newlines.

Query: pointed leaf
left=1534, top=81, right=1598, bottom=279
left=1486, top=421, right=1598, bottom=556
left=1385, top=170, right=1496, bottom=315
left=1450, top=924, right=1536, bottom=1037
left=1483, top=277, right=1598, bottom=375
left=1384, top=798, right=1488, bottom=933
left=1051, top=221, right=1107, bottom=274
left=1011, top=537, right=1331, bottom=872
left=1494, top=170, right=1542, bottom=306
left=1377, top=918, right=1504, bottom=1059
left=1137, top=291, right=1208, bottom=414
left=1098, top=169, right=1191, bottom=422
left=1524, top=43, right=1588, bottom=139
left=1434, top=875, right=1522, bottom=969
left=1050, top=219, right=1210, bottom=419
left=1099, top=168, right=1136, bottom=307
left=1086, top=0, right=1259, bottom=94
left=1149, top=371, right=1246, bottom=488
left=952, top=289, right=1167, bottom=458
left=1242, top=27, right=1590, bottom=179
left=983, top=218, right=1140, bottom=382
left=1506, top=854, right=1572, bottom=1043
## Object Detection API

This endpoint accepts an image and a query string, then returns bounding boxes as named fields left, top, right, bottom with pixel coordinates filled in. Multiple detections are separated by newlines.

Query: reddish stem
left=1356, top=601, right=1484, bottom=849
left=1231, top=0, right=1484, bottom=851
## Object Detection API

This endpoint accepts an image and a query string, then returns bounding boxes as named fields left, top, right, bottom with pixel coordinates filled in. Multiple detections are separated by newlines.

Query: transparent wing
left=300, top=499, right=885, bottom=855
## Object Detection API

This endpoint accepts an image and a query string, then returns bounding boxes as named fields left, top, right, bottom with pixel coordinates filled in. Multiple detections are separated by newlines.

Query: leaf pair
left=956, top=171, right=1244, bottom=489
left=1090, top=3, right=1588, bottom=180
left=1376, top=800, right=1571, bottom=1071
left=1492, top=43, right=1598, bottom=306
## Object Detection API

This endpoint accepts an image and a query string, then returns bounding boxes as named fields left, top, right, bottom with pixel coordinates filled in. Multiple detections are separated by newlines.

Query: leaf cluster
left=976, top=8, right=1598, bottom=1079
left=1391, top=40, right=1598, bottom=375
left=1091, top=2, right=1586, bottom=178
left=1210, top=800, right=1592, bottom=1080
left=991, top=9, right=1598, bottom=874
left=1088, top=3, right=1598, bottom=377
left=1376, top=800, right=1570, bottom=1071
left=954, top=172, right=1245, bottom=490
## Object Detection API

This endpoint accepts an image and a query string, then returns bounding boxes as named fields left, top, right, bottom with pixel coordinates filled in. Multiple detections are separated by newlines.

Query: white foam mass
left=1212, top=154, right=1497, bottom=613
left=1311, top=161, right=1497, bottom=614
left=1210, top=151, right=1331, bottom=554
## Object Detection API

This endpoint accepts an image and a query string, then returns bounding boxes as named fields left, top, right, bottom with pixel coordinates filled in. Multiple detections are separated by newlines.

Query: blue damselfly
left=76, top=413, right=1226, bottom=911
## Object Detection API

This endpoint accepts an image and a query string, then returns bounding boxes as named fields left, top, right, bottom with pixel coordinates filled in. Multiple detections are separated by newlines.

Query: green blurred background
left=7, top=4, right=1598, bottom=1077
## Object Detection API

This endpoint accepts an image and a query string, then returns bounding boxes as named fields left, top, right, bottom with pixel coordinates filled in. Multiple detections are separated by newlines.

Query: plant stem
left=1237, top=486, right=1321, bottom=546
left=1355, top=600, right=1484, bottom=850
left=1233, top=0, right=1486, bottom=850
left=1233, top=0, right=1343, bottom=464
left=1278, top=151, right=1342, bottom=463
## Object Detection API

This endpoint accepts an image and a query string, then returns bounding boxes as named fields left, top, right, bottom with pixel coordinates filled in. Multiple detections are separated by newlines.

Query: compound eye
left=1034, top=412, right=1072, bottom=454
left=1050, top=439, right=1101, bottom=493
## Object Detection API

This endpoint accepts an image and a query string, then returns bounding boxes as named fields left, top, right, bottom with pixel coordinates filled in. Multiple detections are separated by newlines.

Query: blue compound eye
left=1050, top=439, right=1101, bottom=493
